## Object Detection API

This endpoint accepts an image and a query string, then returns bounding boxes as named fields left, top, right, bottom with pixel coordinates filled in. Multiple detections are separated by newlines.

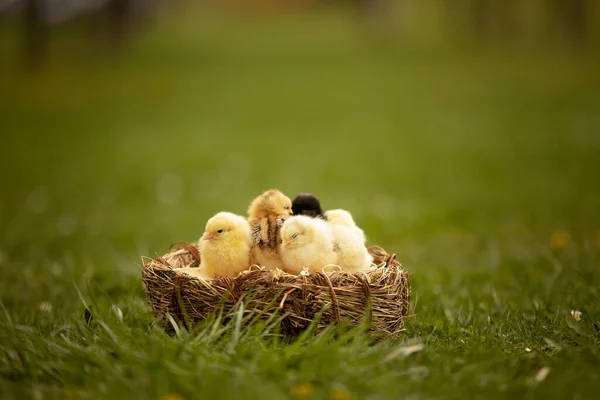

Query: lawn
left=1, top=6, right=600, bottom=400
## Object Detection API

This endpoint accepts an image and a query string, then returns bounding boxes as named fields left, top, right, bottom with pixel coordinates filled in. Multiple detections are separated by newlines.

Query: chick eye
left=217, top=229, right=224, bottom=234
left=292, top=233, right=299, bottom=239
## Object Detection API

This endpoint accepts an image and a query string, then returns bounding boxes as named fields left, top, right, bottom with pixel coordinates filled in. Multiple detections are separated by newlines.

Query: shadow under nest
left=142, top=244, right=411, bottom=336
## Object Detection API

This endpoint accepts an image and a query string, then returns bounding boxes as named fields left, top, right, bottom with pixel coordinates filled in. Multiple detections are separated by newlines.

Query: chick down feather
left=188, top=211, right=252, bottom=278
left=292, top=193, right=326, bottom=219
left=324, top=209, right=372, bottom=273
left=248, top=189, right=293, bottom=270
left=279, top=215, right=337, bottom=274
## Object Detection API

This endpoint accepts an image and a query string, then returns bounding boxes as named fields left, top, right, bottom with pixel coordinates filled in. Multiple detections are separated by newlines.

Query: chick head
left=324, top=209, right=355, bottom=227
left=292, top=193, right=325, bottom=219
left=248, top=189, right=293, bottom=219
left=202, top=212, right=251, bottom=244
left=280, top=216, right=319, bottom=248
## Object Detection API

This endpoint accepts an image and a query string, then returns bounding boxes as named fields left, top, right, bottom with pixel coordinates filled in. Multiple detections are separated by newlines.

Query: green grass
left=1, top=8, right=600, bottom=400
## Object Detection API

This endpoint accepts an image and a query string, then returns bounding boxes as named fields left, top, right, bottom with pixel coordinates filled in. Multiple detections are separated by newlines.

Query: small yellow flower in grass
left=159, top=394, right=184, bottom=400
left=570, top=310, right=582, bottom=321
left=39, top=302, right=52, bottom=313
left=64, top=389, right=82, bottom=400
left=291, top=382, right=314, bottom=399
left=550, top=230, right=568, bottom=251
left=330, top=388, right=353, bottom=400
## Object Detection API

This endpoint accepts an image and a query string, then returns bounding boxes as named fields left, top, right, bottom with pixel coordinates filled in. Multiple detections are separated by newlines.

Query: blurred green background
left=1, top=1, right=600, bottom=399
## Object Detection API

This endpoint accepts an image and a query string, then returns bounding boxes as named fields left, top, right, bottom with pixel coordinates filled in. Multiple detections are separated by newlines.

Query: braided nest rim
left=142, top=244, right=410, bottom=336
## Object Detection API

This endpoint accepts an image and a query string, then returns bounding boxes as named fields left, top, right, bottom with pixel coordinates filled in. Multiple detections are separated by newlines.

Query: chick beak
left=282, top=240, right=291, bottom=247
left=288, top=210, right=294, bottom=216
left=202, top=232, right=216, bottom=241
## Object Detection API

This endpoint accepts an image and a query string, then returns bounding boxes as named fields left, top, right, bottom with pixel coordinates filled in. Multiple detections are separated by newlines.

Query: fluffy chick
left=186, top=212, right=252, bottom=278
left=325, top=209, right=363, bottom=232
left=292, top=193, right=326, bottom=219
left=248, top=189, right=294, bottom=269
left=324, top=209, right=372, bottom=273
left=279, top=215, right=337, bottom=274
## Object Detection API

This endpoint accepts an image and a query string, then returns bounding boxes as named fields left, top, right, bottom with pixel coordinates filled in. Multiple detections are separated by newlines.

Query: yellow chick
left=324, top=209, right=373, bottom=273
left=248, top=189, right=294, bottom=270
left=280, top=215, right=337, bottom=275
left=182, top=212, right=252, bottom=278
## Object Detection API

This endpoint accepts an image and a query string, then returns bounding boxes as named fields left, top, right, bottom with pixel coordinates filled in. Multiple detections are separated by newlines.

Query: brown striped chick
left=324, top=209, right=373, bottom=273
left=180, top=212, right=252, bottom=278
left=248, top=189, right=293, bottom=270
left=279, top=215, right=337, bottom=275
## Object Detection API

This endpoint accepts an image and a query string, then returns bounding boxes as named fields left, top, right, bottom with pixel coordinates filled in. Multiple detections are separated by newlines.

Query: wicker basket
left=142, top=244, right=410, bottom=336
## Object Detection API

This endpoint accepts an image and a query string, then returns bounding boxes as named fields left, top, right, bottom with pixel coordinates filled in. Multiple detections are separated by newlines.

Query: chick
left=187, top=212, right=252, bottom=278
left=248, top=189, right=294, bottom=270
left=325, top=209, right=364, bottom=236
left=324, top=209, right=373, bottom=273
left=292, top=193, right=326, bottom=220
left=279, top=215, right=337, bottom=275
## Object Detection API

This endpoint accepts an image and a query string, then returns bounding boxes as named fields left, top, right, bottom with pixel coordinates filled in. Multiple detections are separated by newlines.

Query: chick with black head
left=292, top=193, right=326, bottom=220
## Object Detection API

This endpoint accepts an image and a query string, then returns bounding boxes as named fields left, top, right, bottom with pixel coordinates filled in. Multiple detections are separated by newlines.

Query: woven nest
left=142, top=244, right=410, bottom=336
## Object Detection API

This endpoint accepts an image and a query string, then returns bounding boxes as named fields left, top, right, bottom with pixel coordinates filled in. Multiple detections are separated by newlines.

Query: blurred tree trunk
left=468, top=0, right=491, bottom=36
left=467, top=0, right=518, bottom=39
left=108, top=0, right=135, bottom=47
left=552, top=0, right=588, bottom=48
left=23, top=0, right=48, bottom=66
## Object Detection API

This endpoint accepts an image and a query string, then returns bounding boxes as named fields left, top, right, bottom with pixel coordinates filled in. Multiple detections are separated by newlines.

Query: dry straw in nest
left=142, top=245, right=410, bottom=336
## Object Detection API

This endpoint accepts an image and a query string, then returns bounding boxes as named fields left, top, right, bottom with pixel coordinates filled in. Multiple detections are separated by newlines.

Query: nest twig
left=142, top=244, right=410, bottom=336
